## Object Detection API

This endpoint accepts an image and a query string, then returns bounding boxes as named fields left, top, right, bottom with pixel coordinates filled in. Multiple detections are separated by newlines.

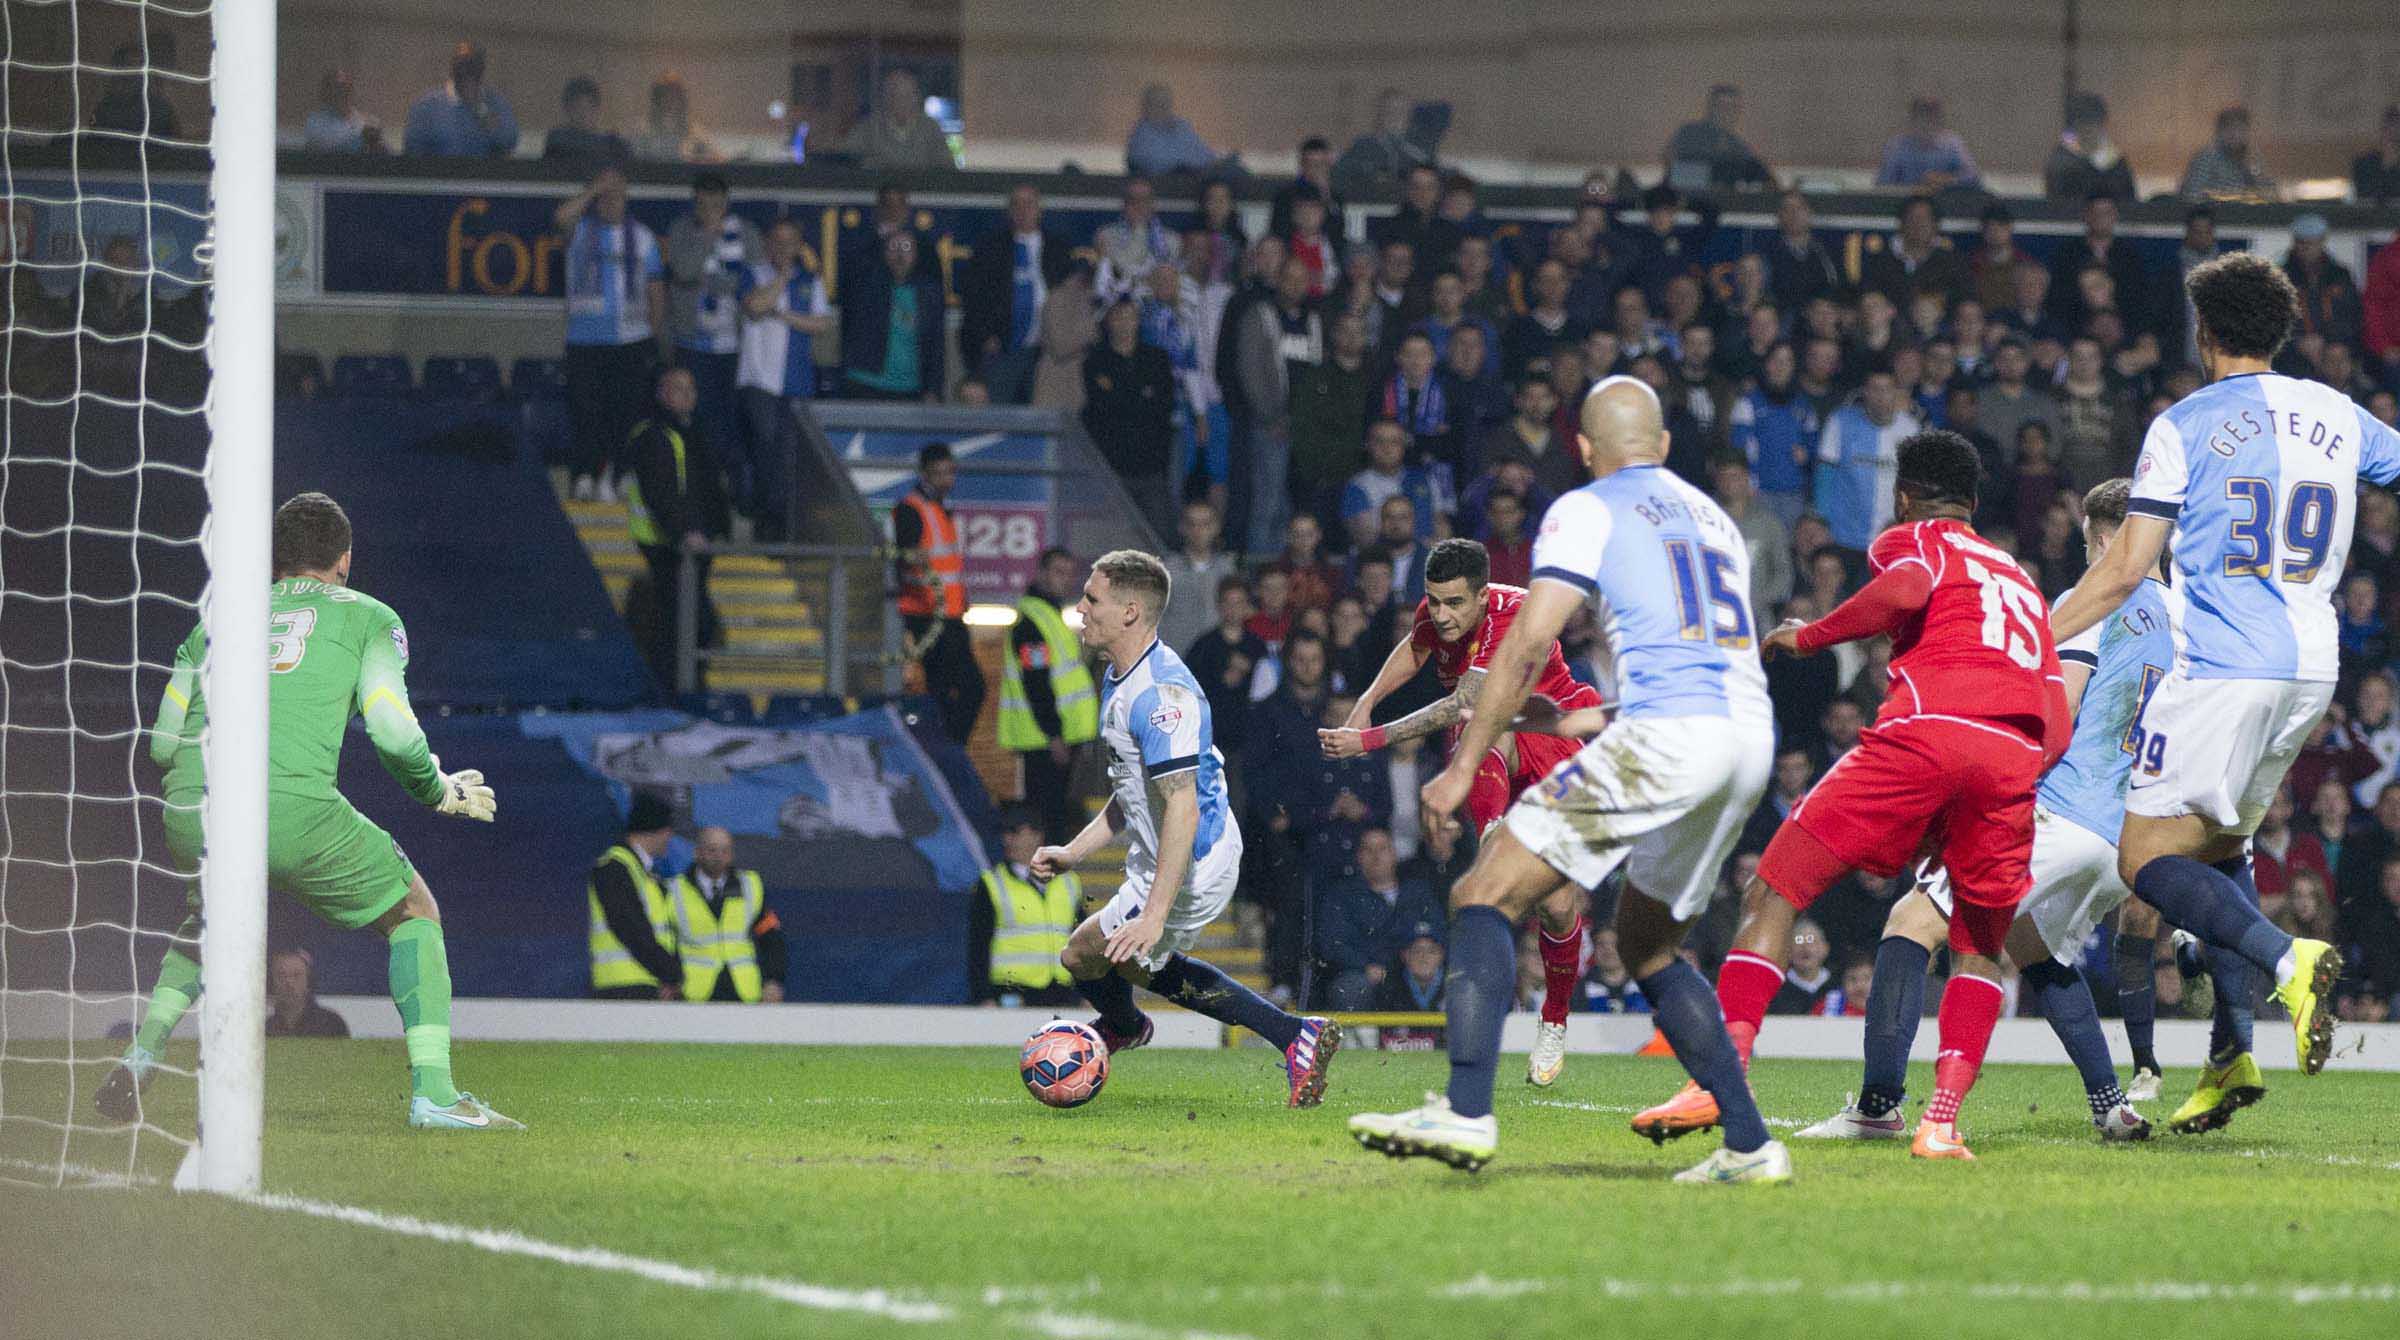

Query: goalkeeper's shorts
left=164, top=786, right=418, bottom=931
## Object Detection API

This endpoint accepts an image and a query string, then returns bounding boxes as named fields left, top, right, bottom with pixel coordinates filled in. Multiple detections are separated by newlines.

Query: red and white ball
left=1020, top=1020, right=1109, bottom=1108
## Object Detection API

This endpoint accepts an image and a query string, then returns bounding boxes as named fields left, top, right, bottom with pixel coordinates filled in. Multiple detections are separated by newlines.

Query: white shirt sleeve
left=2051, top=592, right=2103, bottom=667
left=2129, top=414, right=2189, bottom=517
left=1529, top=488, right=1612, bottom=593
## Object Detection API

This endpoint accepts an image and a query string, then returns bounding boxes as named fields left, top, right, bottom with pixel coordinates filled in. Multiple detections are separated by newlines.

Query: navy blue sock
left=1442, top=905, right=1516, bottom=1120
left=2113, top=931, right=2159, bottom=1073
left=1147, top=954, right=1303, bottom=1050
left=1860, top=936, right=1930, bottom=1116
left=1073, top=970, right=1147, bottom=1037
left=2131, top=856, right=2292, bottom=977
left=2023, top=957, right=2118, bottom=1099
left=1640, top=959, right=1771, bottom=1153
left=2206, top=945, right=2256, bottom=1063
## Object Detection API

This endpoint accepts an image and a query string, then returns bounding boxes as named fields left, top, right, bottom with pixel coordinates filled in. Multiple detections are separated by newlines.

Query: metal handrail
left=673, top=539, right=901, bottom=698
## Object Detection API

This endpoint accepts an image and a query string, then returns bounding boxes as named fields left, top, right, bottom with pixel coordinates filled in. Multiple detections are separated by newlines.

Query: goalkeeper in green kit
left=98, top=493, right=520, bottom=1131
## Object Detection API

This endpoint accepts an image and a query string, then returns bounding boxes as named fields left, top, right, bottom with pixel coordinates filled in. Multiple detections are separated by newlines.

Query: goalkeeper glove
left=429, top=755, right=497, bottom=822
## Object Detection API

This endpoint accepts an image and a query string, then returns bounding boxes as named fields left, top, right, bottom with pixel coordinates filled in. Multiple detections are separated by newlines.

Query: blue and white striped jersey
left=2130, top=373, right=2400, bottom=682
left=1098, top=638, right=1233, bottom=877
left=2039, top=578, right=2175, bottom=846
left=1528, top=463, right=1771, bottom=720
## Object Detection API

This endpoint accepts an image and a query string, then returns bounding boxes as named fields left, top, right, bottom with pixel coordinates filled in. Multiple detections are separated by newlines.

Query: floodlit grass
left=5, top=1039, right=2398, bottom=1338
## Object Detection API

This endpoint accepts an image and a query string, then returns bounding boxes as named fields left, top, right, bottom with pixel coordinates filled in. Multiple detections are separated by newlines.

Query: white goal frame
left=194, top=0, right=274, bottom=1196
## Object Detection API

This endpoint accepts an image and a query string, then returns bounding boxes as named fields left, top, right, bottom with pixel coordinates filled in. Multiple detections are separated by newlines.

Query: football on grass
left=1020, top=1020, right=1109, bottom=1108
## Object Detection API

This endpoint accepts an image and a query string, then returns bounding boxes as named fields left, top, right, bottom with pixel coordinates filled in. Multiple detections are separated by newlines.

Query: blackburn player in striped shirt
left=2048, top=252, right=2400, bottom=1119
left=1030, top=550, right=1340, bottom=1106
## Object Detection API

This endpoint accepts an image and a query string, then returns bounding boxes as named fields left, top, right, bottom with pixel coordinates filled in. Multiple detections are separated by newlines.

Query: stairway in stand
left=560, top=493, right=826, bottom=702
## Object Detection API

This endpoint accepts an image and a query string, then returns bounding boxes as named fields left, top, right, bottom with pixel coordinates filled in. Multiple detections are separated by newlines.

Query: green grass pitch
left=5, top=1039, right=2398, bottom=1338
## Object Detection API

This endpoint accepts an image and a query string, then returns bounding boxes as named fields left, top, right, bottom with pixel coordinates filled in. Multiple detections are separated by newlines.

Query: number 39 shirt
left=1854, top=518, right=2064, bottom=739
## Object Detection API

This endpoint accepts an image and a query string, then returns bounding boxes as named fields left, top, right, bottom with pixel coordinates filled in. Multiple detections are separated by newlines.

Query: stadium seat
left=762, top=693, right=846, bottom=727
left=423, top=355, right=505, bottom=398
left=330, top=353, right=413, bottom=396
left=274, top=351, right=325, bottom=398
left=680, top=691, right=757, bottom=725
left=509, top=356, right=568, bottom=398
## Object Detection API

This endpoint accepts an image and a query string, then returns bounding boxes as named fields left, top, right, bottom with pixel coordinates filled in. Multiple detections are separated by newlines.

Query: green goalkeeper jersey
left=151, top=578, right=444, bottom=806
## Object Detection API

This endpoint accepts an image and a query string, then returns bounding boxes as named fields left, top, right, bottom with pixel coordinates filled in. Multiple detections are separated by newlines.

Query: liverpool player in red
left=1322, top=537, right=1606, bottom=1085
left=1632, top=431, right=2070, bottom=1159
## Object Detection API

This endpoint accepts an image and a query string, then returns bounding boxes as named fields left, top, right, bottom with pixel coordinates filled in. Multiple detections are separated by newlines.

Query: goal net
left=0, top=0, right=271, bottom=1192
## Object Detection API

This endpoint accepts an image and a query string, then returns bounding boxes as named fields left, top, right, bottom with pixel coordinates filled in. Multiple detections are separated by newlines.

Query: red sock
left=1465, top=750, right=1513, bottom=835
left=1715, top=951, right=1784, bottom=1065
left=1927, top=973, right=2005, bottom=1125
left=1537, top=915, right=1584, bottom=1025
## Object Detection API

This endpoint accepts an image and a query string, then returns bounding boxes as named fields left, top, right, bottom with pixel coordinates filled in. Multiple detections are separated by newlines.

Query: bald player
left=1348, top=377, right=1783, bottom=1183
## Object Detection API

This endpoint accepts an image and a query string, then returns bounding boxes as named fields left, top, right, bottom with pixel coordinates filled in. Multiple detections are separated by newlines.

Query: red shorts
left=1466, top=731, right=1587, bottom=832
left=1759, top=716, right=2044, bottom=915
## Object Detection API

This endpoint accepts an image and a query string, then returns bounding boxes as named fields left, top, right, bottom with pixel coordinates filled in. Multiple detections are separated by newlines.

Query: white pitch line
left=1430, top=1273, right=2400, bottom=1306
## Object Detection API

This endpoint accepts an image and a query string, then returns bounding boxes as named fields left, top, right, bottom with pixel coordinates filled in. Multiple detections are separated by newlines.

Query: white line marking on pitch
left=1432, top=1273, right=2400, bottom=1306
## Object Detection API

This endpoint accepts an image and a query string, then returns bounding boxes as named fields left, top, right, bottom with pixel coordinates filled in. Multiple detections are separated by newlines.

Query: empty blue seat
left=423, top=355, right=504, bottom=397
left=509, top=357, right=568, bottom=397
left=762, top=693, right=845, bottom=727
left=330, top=353, right=413, bottom=395
left=679, top=691, right=756, bottom=725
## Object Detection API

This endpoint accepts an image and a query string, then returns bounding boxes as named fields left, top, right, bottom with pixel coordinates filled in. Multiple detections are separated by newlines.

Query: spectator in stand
left=555, top=166, right=666, bottom=503
left=1575, top=928, right=1650, bottom=1014
left=1479, top=372, right=1578, bottom=503
left=1456, top=234, right=1510, bottom=328
left=543, top=76, right=628, bottom=171
left=1876, top=95, right=1981, bottom=190
left=1767, top=189, right=1843, bottom=316
left=999, top=549, right=1096, bottom=845
left=1281, top=189, right=1338, bottom=298
left=1769, top=918, right=1836, bottom=1013
left=1969, top=203, right=2034, bottom=314
left=1095, top=176, right=1182, bottom=302
left=2349, top=669, right=2400, bottom=806
left=1810, top=954, right=1874, bottom=1018
left=2048, top=193, right=2153, bottom=337
left=1613, top=185, right=1719, bottom=306
left=1862, top=194, right=1968, bottom=314
left=1664, top=83, right=1772, bottom=189
left=1032, top=258, right=1099, bottom=411
left=1374, top=927, right=1449, bottom=1013
left=1712, top=453, right=1793, bottom=617
left=1288, top=311, right=1373, bottom=527
left=2286, top=215, right=2364, bottom=348
left=733, top=218, right=834, bottom=542
left=1232, top=256, right=1323, bottom=555
left=1191, top=179, right=1248, bottom=287
left=1083, top=297, right=1179, bottom=536
left=840, top=67, right=953, bottom=172
left=1315, top=827, right=1438, bottom=1008
left=1380, top=332, right=1459, bottom=475
left=1366, top=239, right=1424, bottom=363
left=1479, top=488, right=1533, bottom=588
left=1271, top=137, right=1348, bottom=241
left=842, top=230, right=944, bottom=401
left=626, top=366, right=728, bottom=688
left=265, top=949, right=349, bottom=1037
left=1813, top=367, right=1919, bottom=558
left=1503, top=259, right=1583, bottom=380
left=2054, top=335, right=2134, bottom=491
left=1247, top=627, right=1339, bottom=812
left=2356, top=105, right=2400, bottom=205
left=2280, top=868, right=2340, bottom=943
left=404, top=42, right=517, bottom=157
left=2339, top=574, right=2392, bottom=701
left=1273, top=513, right=1341, bottom=614
left=2181, top=105, right=2277, bottom=201
left=1159, top=500, right=1237, bottom=657
left=1125, top=82, right=1229, bottom=178
left=1186, top=575, right=1263, bottom=755
left=891, top=443, right=982, bottom=743
left=1335, top=87, right=1437, bottom=193
left=664, top=173, right=761, bottom=471
left=628, top=73, right=719, bottom=164
left=302, top=70, right=381, bottom=153
left=1139, top=259, right=1211, bottom=495
left=967, top=806, right=1083, bottom=1007
left=2353, top=855, right=2400, bottom=1007
left=2043, top=91, right=2136, bottom=202
left=1342, top=420, right=1419, bottom=548
left=1978, top=338, right=2059, bottom=465
left=1728, top=341, right=1815, bottom=527
left=1993, top=261, right=2064, bottom=347
left=1375, top=164, right=1463, bottom=273
left=1413, top=270, right=1499, bottom=381
left=90, top=39, right=179, bottom=141
left=959, top=184, right=1070, bottom=405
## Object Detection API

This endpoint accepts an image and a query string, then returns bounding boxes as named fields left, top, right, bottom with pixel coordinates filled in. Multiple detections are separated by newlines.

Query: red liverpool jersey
left=1410, top=583, right=1602, bottom=714
left=1867, top=519, right=2064, bottom=737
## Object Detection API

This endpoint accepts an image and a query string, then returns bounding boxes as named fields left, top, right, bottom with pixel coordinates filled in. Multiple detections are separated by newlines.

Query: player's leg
left=1798, top=881, right=1945, bottom=1139
left=2007, top=920, right=2145, bottom=1141
left=1614, top=885, right=1777, bottom=1182
left=2120, top=680, right=2341, bottom=1080
left=2114, top=897, right=2164, bottom=1098
left=97, top=792, right=207, bottom=1122
left=1348, top=825, right=1567, bottom=1168
left=369, top=878, right=521, bottom=1131
left=1062, top=909, right=1153, bottom=1049
left=1507, top=732, right=1591, bottom=1085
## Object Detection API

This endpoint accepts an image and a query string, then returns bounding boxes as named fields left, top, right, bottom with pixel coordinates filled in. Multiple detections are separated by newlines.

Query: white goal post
left=196, top=0, right=274, bottom=1196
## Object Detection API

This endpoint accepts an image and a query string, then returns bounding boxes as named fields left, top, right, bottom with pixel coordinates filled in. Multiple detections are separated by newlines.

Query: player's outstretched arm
left=1328, top=666, right=1485, bottom=760
left=1033, top=798, right=1123, bottom=880
left=2050, top=514, right=2169, bottom=645
left=1105, top=776, right=1195, bottom=965
left=1788, top=561, right=1936, bottom=655
left=1322, top=636, right=1431, bottom=755
left=1422, top=582, right=1580, bottom=827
